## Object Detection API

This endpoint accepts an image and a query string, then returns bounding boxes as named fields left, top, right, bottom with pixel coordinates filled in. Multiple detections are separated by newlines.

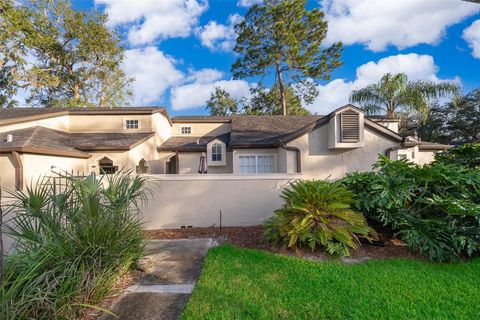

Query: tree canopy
left=206, top=87, right=238, bottom=116
left=232, top=0, right=342, bottom=115
left=242, top=85, right=310, bottom=115
left=0, top=0, right=131, bottom=108
left=350, top=73, right=460, bottom=121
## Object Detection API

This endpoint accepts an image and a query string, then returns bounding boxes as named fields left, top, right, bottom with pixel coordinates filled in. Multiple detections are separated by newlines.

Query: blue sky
left=72, top=0, right=480, bottom=116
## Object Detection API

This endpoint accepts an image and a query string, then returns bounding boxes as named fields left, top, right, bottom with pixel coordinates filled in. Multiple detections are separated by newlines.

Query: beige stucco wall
left=0, top=115, right=70, bottom=133
left=140, top=174, right=301, bottom=228
left=69, top=114, right=152, bottom=133
left=22, top=154, right=88, bottom=187
left=128, top=136, right=162, bottom=173
left=172, top=122, right=231, bottom=137
left=288, top=125, right=399, bottom=179
left=0, top=154, right=16, bottom=191
left=416, top=150, right=437, bottom=165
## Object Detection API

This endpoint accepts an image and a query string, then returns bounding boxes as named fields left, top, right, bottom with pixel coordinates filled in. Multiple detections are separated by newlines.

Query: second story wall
left=0, top=114, right=70, bottom=133
left=69, top=114, right=153, bottom=133
left=172, top=122, right=231, bottom=137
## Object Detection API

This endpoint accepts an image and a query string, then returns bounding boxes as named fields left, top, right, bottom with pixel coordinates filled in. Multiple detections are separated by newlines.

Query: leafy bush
left=434, top=143, right=480, bottom=169
left=0, top=171, right=147, bottom=319
left=341, top=156, right=480, bottom=262
left=264, top=180, right=377, bottom=257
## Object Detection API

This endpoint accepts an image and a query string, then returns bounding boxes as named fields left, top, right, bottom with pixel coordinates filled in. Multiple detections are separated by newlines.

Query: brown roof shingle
left=158, top=133, right=230, bottom=152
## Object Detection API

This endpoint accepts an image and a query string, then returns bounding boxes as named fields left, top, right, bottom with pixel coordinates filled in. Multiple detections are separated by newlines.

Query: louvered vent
left=340, top=110, right=360, bottom=142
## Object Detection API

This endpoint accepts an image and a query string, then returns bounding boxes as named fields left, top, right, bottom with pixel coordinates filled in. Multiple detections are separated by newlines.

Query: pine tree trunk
left=276, top=63, right=287, bottom=115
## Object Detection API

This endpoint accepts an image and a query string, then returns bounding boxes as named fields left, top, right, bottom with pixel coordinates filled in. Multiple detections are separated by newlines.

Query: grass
left=182, top=245, right=480, bottom=320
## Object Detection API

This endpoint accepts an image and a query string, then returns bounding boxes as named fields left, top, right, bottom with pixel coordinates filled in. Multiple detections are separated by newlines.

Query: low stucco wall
left=140, top=174, right=302, bottom=229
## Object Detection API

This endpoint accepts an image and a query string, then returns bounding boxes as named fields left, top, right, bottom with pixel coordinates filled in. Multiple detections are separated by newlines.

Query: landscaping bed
left=144, top=225, right=420, bottom=262
left=181, top=245, right=480, bottom=320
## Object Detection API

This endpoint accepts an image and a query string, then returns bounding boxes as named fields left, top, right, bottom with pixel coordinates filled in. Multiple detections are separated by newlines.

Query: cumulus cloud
left=196, top=14, right=242, bottom=51
left=96, top=0, right=208, bottom=45
left=237, top=0, right=262, bottom=7
left=463, top=19, right=480, bottom=59
left=170, top=70, right=251, bottom=110
left=308, top=53, right=460, bottom=115
left=122, top=47, right=185, bottom=105
left=321, top=0, right=480, bottom=51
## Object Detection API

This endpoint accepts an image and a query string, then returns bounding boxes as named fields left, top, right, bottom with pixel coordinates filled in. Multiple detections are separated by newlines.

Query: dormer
left=207, top=138, right=226, bottom=166
left=328, top=105, right=365, bottom=149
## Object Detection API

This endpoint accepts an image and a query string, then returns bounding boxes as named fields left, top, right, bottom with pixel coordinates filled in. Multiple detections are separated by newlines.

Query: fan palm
left=350, top=73, right=459, bottom=120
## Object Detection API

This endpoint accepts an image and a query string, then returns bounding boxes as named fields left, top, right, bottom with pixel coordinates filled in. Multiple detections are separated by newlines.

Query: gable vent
left=340, top=110, right=360, bottom=142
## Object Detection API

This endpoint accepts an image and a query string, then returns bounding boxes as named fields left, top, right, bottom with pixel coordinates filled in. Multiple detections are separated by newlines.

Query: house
left=0, top=104, right=448, bottom=191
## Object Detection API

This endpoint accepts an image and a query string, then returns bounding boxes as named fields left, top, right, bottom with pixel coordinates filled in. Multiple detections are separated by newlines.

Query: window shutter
left=340, top=110, right=360, bottom=142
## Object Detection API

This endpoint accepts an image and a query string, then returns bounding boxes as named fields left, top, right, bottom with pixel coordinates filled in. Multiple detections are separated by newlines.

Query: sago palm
left=350, top=73, right=459, bottom=120
left=264, top=180, right=377, bottom=257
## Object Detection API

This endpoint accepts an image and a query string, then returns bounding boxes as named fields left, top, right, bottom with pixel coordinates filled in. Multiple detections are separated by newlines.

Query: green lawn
left=182, top=245, right=480, bottom=320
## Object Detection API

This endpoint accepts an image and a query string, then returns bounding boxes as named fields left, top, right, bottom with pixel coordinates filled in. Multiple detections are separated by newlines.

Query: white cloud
left=309, top=53, right=460, bottom=114
left=196, top=14, right=242, bottom=51
left=96, top=0, right=208, bottom=45
left=237, top=0, right=262, bottom=8
left=322, top=0, right=480, bottom=51
left=122, top=47, right=184, bottom=105
left=170, top=72, right=251, bottom=110
left=463, top=19, right=480, bottom=59
left=186, top=68, right=224, bottom=83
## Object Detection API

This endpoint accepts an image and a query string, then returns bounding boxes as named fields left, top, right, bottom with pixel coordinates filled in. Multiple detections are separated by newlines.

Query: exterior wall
left=177, top=152, right=233, bottom=174
left=152, top=113, right=172, bottom=146
left=0, top=115, right=70, bottom=133
left=171, top=122, right=231, bottom=137
left=128, top=136, right=161, bottom=173
left=69, top=114, right=152, bottom=133
left=374, top=121, right=399, bottom=133
left=140, top=174, right=301, bottom=229
left=21, top=154, right=88, bottom=187
left=288, top=125, right=399, bottom=179
left=416, top=150, right=437, bottom=165
left=0, top=153, right=16, bottom=190
left=232, top=148, right=279, bottom=173
left=88, top=151, right=129, bottom=174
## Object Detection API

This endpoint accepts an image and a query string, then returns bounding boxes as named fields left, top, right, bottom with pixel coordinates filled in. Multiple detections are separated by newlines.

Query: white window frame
left=235, top=154, right=276, bottom=174
left=124, top=119, right=140, bottom=130
left=207, top=140, right=226, bottom=166
left=180, top=126, right=192, bottom=135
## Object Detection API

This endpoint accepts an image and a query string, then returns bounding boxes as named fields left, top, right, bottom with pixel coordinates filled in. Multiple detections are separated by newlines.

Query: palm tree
left=350, top=73, right=460, bottom=120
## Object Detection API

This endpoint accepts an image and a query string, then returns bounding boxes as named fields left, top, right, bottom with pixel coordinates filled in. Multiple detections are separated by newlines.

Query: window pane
left=257, top=155, right=274, bottom=173
left=239, top=156, right=256, bottom=173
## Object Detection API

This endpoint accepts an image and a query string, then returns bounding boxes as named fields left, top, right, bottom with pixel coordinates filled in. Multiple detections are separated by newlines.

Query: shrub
left=0, top=171, right=147, bottom=319
left=434, top=143, right=480, bottom=169
left=264, top=180, right=377, bottom=257
left=341, top=156, right=480, bottom=262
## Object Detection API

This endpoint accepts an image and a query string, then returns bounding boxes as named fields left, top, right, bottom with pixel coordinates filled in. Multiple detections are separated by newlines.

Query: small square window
left=125, top=119, right=139, bottom=129
left=181, top=126, right=192, bottom=134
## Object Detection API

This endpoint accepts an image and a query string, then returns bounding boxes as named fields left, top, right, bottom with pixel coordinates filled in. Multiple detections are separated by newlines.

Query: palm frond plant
left=350, top=73, right=460, bottom=121
left=0, top=170, right=148, bottom=319
left=265, top=180, right=377, bottom=257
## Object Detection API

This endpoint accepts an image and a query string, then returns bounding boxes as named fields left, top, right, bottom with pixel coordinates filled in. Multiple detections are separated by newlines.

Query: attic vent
left=340, top=110, right=360, bottom=142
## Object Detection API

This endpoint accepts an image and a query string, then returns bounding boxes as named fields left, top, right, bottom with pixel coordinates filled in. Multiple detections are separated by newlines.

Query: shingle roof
left=0, top=107, right=169, bottom=125
left=0, top=126, right=155, bottom=157
left=158, top=133, right=230, bottom=152
left=229, top=115, right=322, bottom=147
left=172, top=116, right=232, bottom=123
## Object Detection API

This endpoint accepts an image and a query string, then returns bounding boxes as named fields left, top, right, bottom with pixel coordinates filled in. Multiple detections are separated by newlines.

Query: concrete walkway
left=100, top=239, right=214, bottom=320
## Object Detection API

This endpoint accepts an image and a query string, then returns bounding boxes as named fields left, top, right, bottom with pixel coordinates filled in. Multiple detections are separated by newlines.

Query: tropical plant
left=232, top=0, right=342, bottom=115
left=264, top=180, right=377, bottom=257
left=0, top=0, right=132, bottom=108
left=434, top=143, right=480, bottom=169
left=341, top=156, right=480, bottom=262
left=349, top=73, right=460, bottom=121
left=0, top=170, right=147, bottom=319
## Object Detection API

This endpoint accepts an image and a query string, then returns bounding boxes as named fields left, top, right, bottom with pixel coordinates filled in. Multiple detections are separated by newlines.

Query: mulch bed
left=144, top=225, right=422, bottom=262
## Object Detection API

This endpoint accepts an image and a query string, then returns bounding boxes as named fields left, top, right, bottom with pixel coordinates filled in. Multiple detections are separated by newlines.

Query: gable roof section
left=157, top=133, right=230, bottom=152
left=0, top=107, right=171, bottom=126
left=0, top=126, right=155, bottom=157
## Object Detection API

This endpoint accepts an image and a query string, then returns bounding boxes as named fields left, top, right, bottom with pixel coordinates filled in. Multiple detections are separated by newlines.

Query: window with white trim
left=238, top=155, right=274, bottom=174
left=211, top=143, right=222, bottom=162
left=180, top=126, right=192, bottom=134
left=125, top=119, right=139, bottom=129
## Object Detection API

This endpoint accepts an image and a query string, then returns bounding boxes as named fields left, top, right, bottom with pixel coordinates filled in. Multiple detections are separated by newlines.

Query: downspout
left=175, top=151, right=179, bottom=174
left=11, top=151, right=23, bottom=190
left=280, top=144, right=301, bottom=173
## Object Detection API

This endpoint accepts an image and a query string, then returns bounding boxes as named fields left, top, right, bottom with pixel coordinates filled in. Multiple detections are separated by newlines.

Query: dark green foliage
left=206, top=87, right=238, bottom=116
left=264, top=180, right=377, bottom=256
left=435, top=143, right=480, bottom=169
left=232, top=0, right=342, bottom=114
left=341, top=156, right=480, bottom=261
left=0, top=171, right=147, bottom=319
